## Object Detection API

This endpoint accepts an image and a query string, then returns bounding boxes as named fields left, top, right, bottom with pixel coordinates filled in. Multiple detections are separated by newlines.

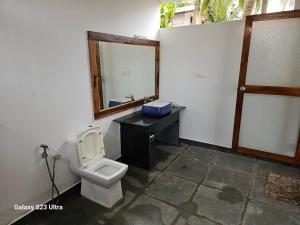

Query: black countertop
left=114, top=106, right=185, bottom=127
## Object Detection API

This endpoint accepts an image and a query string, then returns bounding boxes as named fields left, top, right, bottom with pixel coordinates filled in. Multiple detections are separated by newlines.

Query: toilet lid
left=76, top=127, right=105, bottom=167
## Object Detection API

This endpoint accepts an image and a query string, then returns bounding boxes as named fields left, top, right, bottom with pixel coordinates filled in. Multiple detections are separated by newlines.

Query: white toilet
left=68, top=126, right=128, bottom=208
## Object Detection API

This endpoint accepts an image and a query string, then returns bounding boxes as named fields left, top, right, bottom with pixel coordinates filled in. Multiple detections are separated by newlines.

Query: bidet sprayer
left=40, top=144, right=61, bottom=203
left=40, top=144, right=49, bottom=158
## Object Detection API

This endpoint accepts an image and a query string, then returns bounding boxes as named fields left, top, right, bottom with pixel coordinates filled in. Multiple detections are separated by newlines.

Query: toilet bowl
left=68, top=126, right=128, bottom=208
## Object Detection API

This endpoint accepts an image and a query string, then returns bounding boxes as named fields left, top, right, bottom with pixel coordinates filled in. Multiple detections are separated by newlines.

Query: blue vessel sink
left=142, top=100, right=172, bottom=117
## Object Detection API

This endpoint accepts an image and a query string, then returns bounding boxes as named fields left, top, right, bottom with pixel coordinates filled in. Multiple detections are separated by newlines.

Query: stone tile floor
left=15, top=143, right=300, bottom=225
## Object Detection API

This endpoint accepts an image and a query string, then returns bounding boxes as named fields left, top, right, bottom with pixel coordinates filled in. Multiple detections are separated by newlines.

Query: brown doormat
left=265, top=173, right=300, bottom=206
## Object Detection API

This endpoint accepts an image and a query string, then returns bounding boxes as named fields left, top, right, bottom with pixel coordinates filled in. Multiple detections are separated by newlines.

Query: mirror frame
left=87, top=31, right=160, bottom=119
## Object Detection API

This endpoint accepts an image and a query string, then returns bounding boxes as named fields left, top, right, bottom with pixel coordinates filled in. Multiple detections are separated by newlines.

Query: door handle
left=149, top=134, right=155, bottom=143
left=240, top=86, right=246, bottom=91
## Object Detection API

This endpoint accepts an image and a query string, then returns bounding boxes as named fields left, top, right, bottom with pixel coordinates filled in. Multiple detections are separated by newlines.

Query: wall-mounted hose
left=40, top=144, right=60, bottom=204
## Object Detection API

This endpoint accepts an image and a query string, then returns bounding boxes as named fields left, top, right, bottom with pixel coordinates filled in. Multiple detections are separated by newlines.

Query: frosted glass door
left=239, top=94, right=300, bottom=157
left=246, top=18, right=300, bottom=87
left=233, top=12, right=300, bottom=163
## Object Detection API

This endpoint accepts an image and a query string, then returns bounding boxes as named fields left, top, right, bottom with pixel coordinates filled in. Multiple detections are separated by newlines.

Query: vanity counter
left=114, top=106, right=185, bottom=127
left=114, top=106, right=185, bottom=170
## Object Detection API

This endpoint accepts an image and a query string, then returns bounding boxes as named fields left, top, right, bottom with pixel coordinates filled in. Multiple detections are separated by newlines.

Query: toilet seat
left=77, top=158, right=127, bottom=188
left=76, top=127, right=105, bottom=168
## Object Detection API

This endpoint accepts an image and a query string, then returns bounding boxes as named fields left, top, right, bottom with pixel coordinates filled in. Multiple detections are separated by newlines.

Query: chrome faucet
left=143, top=97, right=153, bottom=104
left=125, top=95, right=135, bottom=101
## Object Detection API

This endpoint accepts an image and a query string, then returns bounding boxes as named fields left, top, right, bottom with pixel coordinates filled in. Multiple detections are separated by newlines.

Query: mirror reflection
left=99, top=42, right=156, bottom=109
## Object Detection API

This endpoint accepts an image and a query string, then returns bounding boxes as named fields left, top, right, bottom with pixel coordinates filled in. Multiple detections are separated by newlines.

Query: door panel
left=246, top=17, right=300, bottom=87
left=239, top=94, right=300, bottom=157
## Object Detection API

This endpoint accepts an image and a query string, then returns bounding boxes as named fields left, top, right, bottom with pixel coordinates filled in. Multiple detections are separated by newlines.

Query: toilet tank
left=67, top=137, right=79, bottom=172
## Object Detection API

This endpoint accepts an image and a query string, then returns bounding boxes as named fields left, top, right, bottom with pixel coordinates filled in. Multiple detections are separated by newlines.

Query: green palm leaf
left=200, top=0, right=211, bottom=16
left=238, top=0, right=245, bottom=10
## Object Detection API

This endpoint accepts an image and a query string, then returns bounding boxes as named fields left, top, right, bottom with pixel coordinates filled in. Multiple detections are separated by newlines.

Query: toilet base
left=81, top=178, right=123, bottom=208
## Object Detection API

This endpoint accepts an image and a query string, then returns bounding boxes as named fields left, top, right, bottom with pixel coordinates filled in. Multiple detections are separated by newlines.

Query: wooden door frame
left=232, top=10, right=300, bottom=164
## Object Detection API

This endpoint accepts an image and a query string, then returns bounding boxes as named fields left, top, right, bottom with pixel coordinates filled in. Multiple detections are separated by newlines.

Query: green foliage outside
left=160, top=0, right=194, bottom=28
left=160, top=0, right=293, bottom=28
left=201, top=0, right=241, bottom=22
left=160, top=0, right=243, bottom=28
left=160, top=2, right=177, bottom=28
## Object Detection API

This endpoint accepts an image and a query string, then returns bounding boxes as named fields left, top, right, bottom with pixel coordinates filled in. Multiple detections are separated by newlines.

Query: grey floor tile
left=104, top=191, right=136, bottom=219
left=177, top=201, right=198, bottom=219
left=243, top=200, right=300, bottom=225
left=109, top=205, right=167, bottom=225
left=250, top=176, right=300, bottom=214
left=145, top=173, right=197, bottom=206
left=96, top=218, right=107, bottom=225
left=113, top=194, right=178, bottom=225
left=255, top=160, right=300, bottom=179
left=204, top=166, right=253, bottom=197
left=152, top=146, right=178, bottom=170
left=155, top=143, right=187, bottom=155
left=122, top=166, right=161, bottom=193
left=182, top=146, right=218, bottom=163
left=193, top=185, right=247, bottom=225
left=180, top=142, right=189, bottom=148
left=215, top=151, right=257, bottom=174
left=175, top=215, right=220, bottom=225
left=166, top=156, right=210, bottom=183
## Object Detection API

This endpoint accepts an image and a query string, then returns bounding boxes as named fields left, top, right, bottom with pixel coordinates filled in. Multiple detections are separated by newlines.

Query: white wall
left=159, top=21, right=244, bottom=147
left=0, top=0, right=160, bottom=224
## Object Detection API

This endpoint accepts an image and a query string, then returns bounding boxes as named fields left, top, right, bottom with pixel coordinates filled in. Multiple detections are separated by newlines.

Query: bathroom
left=1, top=0, right=300, bottom=225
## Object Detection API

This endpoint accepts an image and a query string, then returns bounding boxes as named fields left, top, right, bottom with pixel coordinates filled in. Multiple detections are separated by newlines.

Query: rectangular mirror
left=100, top=42, right=156, bottom=108
left=87, top=31, right=160, bottom=119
